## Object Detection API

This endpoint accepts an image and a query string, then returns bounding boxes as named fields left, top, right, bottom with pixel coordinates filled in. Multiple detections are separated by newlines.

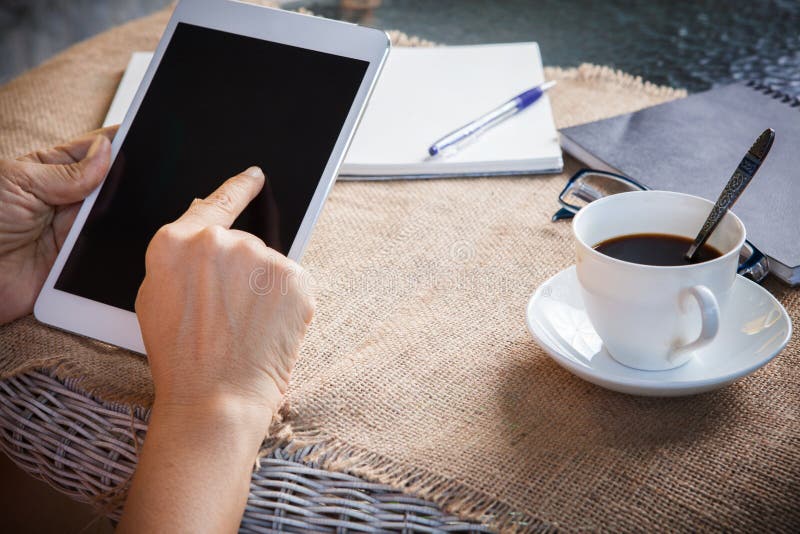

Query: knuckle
left=143, top=243, right=157, bottom=267
left=283, top=262, right=309, bottom=294
left=261, top=245, right=285, bottom=264
left=287, top=259, right=307, bottom=280
left=301, top=292, right=316, bottom=324
left=207, top=187, right=240, bottom=214
left=134, top=284, right=145, bottom=313
left=212, top=191, right=234, bottom=211
left=59, top=162, right=82, bottom=183
left=288, top=262, right=307, bottom=284
left=196, top=224, right=228, bottom=249
left=155, top=223, right=181, bottom=242
left=146, top=224, right=181, bottom=265
left=151, top=224, right=179, bottom=249
left=271, top=256, right=294, bottom=279
left=235, top=237, right=267, bottom=258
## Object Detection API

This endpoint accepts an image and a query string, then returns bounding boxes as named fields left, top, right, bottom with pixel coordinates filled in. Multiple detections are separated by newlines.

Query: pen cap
left=516, top=87, right=544, bottom=107
left=516, top=80, right=556, bottom=107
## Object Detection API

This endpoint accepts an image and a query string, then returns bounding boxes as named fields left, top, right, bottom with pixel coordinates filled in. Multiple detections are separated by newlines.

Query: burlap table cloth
left=1, top=5, right=799, bottom=532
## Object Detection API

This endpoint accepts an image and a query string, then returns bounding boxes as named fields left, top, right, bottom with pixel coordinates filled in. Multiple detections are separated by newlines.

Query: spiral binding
left=746, top=80, right=800, bottom=107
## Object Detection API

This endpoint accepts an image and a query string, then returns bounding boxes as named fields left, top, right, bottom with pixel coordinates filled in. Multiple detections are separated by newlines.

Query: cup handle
left=668, top=285, right=720, bottom=363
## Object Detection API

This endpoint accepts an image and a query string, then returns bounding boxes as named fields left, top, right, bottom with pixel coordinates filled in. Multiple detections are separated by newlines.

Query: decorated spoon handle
left=685, top=128, right=775, bottom=262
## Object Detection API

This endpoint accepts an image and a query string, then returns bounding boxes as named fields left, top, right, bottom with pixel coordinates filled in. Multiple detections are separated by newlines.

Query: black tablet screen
left=55, top=22, right=368, bottom=312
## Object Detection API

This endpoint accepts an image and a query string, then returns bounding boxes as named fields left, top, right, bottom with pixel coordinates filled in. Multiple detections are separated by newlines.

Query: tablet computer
left=34, top=0, right=390, bottom=353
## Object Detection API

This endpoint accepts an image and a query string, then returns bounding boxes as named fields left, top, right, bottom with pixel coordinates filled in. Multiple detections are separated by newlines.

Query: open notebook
left=341, top=43, right=562, bottom=178
left=106, top=45, right=562, bottom=179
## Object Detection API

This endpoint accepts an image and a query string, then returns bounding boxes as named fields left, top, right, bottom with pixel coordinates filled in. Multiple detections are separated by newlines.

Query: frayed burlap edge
left=261, top=417, right=546, bottom=533
left=0, top=356, right=151, bottom=406
left=545, top=63, right=686, bottom=101
left=0, top=316, right=153, bottom=407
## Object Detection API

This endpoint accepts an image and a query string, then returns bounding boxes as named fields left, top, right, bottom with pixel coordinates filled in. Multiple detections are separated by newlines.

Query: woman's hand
left=0, top=127, right=115, bottom=324
left=136, top=165, right=315, bottom=432
left=120, top=167, right=314, bottom=533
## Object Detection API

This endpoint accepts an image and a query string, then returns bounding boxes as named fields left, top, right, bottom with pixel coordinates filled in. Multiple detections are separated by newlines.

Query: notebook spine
left=746, top=80, right=800, bottom=108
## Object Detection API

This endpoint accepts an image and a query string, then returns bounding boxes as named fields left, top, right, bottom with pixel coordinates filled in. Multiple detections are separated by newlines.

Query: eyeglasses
left=552, top=169, right=770, bottom=283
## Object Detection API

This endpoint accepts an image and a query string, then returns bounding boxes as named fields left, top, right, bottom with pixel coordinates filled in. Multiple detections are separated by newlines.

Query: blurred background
left=1, top=0, right=171, bottom=84
left=2, top=0, right=800, bottom=95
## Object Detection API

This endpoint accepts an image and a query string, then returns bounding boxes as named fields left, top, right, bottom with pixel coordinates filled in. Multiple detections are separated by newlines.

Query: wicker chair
left=0, top=370, right=489, bottom=532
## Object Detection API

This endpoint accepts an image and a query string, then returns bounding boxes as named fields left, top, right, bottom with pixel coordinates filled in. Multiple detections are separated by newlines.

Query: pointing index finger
left=179, top=166, right=265, bottom=228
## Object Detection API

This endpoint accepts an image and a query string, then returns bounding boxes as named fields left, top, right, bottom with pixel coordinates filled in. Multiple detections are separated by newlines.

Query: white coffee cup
left=573, top=190, right=746, bottom=371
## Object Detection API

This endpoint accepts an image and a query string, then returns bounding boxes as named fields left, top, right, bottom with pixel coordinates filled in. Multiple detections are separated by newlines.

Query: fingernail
left=243, top=166, right=264, bottom=178
left=86, top=135, right=107, bottom=158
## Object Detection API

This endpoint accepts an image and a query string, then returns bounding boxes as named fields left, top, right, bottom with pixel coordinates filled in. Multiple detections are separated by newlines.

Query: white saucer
left=526, top=266, right=792, bottom=396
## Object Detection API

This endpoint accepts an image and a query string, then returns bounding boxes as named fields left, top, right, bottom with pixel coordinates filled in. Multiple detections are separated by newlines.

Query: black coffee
left=594, top=233, right=723, bottom=266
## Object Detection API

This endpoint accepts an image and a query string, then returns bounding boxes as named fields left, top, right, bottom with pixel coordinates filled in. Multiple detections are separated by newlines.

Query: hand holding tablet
left=0, top=126, right=115, bottom=324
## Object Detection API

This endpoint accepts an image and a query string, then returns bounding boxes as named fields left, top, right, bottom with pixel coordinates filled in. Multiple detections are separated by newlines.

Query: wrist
left=151, top=393, right=275, bottom=449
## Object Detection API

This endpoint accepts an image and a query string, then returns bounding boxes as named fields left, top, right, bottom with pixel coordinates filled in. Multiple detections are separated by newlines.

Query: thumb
left=22, top=135, right=111, bottom=205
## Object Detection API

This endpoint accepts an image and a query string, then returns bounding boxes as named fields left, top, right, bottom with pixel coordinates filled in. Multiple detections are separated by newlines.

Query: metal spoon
left=685, top=128, right=775, bottom=262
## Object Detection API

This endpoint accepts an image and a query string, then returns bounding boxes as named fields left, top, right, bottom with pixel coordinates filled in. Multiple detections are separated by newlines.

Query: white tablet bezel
left=34, top=0, right=390, bottom=354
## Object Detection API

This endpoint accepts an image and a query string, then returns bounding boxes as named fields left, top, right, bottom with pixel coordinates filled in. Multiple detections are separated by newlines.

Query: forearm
left=117, top=398, right=269, bottom=533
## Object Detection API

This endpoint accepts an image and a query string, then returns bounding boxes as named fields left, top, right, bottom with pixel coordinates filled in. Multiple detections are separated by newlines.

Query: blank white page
left=340, top=43, right=562, bottom=177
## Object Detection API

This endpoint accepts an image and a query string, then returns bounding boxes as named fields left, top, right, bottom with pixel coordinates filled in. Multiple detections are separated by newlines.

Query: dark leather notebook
left=560, top=82, right=800, bottom=285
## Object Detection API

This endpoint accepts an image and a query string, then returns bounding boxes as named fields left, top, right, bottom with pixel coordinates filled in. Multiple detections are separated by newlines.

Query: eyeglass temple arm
left=553, top=181, right=607, bottom=221
left=570, top=182, right=605, bottom=203
left=737, top=243, right=770, bottom=283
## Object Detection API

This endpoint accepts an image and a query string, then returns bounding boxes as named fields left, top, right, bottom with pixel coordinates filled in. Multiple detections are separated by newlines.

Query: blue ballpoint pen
left=428, top=80, right=557, bottom=157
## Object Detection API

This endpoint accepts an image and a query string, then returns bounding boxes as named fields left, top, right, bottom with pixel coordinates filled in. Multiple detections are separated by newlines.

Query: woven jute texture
left=1, top=4, right=799, bottom=532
